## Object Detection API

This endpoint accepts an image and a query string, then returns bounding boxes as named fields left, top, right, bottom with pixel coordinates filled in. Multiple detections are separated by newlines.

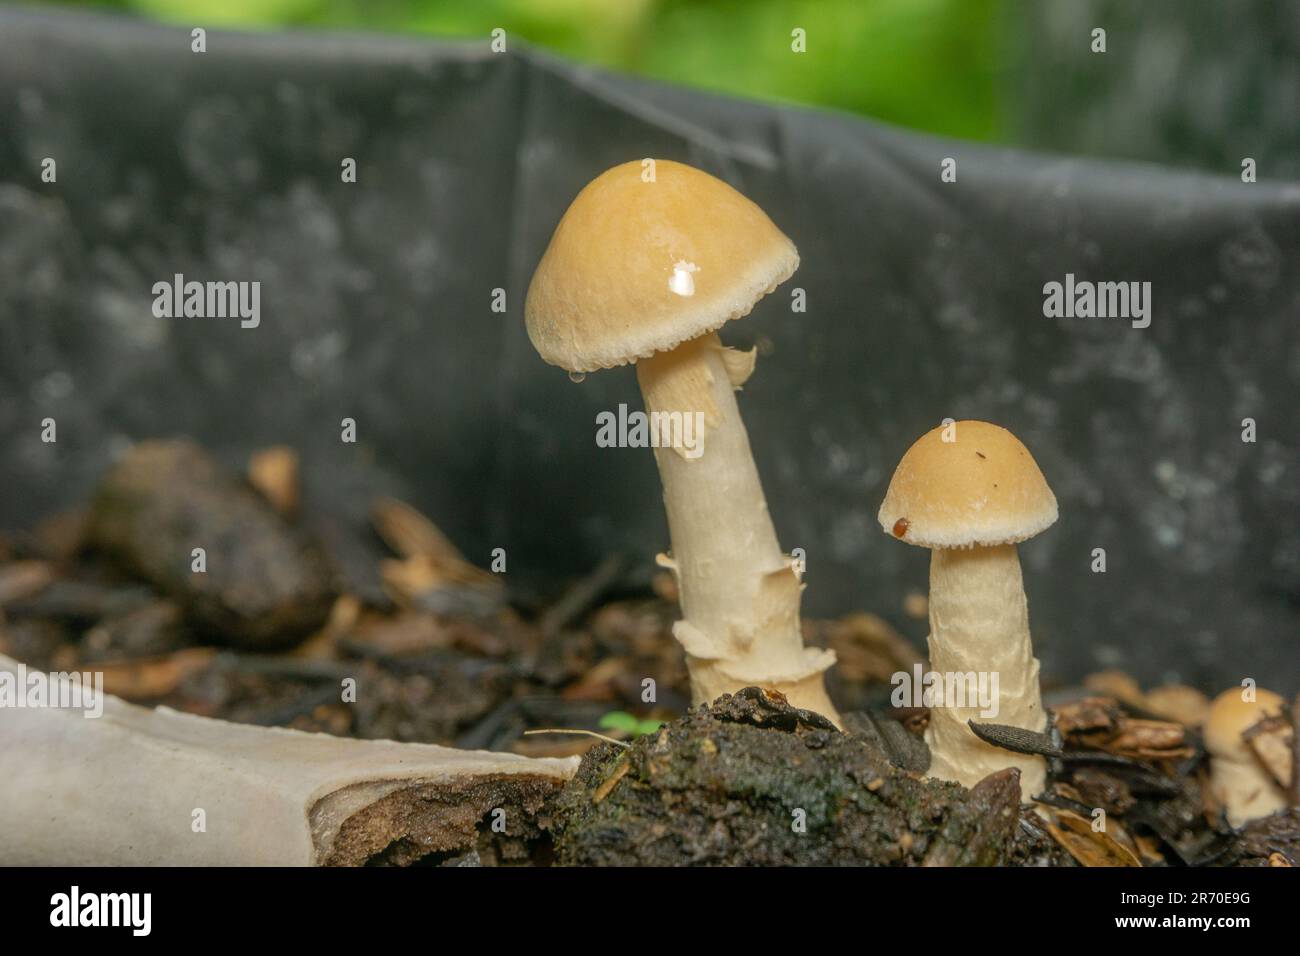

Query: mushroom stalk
left=1210, top=752, right=1288, bottom=827
left=926, top=544, right=1046, bottom=795
left=635, top=333, right=837, bottom=720
left=1204, top=687, right=1289, bottom=827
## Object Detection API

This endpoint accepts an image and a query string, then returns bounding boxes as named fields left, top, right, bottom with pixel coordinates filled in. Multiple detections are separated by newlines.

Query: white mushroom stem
left=926, top=544, right=1046, bottom=797
left=635, top=332, right=837, bottom=722
left=0, top=655, right=577, bottom=865
left=1210, top=753, right=1288, bottom=828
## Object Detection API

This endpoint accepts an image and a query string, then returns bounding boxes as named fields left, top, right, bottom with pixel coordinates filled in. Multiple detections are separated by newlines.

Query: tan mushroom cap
left=524, top=159, right=799, bottom=373
left=878, top=420, right=1058, bottom=549
left=1204, top=687, right=1285, bottom=757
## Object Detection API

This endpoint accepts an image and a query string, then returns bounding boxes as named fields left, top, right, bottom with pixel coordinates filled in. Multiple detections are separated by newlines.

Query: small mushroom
left=1204, top=686, right=1288, bottom=827
left=525, top=160, right=837, bottom=721
left=878, top=420, right=1057, bottom=797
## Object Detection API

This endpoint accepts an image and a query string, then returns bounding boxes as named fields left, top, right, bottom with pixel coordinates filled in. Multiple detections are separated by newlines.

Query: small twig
left=539, top=554, right=627, bottom=637
left=523, top=728, right=630, bottom=749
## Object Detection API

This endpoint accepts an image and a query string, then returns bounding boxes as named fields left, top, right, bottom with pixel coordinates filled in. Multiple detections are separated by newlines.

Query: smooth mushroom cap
left=524, top=159, right=798, bottom=373
left=1204, top=687, right=1285, bottom=758
left=878, top=420, right=1058, bottom=549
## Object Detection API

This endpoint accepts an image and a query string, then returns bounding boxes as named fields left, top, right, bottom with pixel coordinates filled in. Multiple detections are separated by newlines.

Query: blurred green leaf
left=599, top=711, right=663, bottom=737
left=36, top=0, right=1007, bottom=141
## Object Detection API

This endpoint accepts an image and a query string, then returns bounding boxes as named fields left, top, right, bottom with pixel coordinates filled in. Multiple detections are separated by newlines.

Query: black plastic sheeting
left=0, top=9, right=1296, bottom=693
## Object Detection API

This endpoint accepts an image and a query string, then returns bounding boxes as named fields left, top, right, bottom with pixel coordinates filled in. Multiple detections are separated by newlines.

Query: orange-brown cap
left=878, top=421, right=1058, bottom=549
left=524, top=159, right=798, bottom=373
left=1204, top=686, right=1285, bottom=757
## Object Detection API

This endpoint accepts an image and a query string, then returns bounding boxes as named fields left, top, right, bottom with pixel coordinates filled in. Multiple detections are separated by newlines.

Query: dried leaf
left=1054, top=696, right=1121, bottom=736
left=372, top=497, right=464, bottom=565
left=380, top=555, right=446, bottom=600
left=373, top=498, right=498, bottom=592
left=1106, top=718, right=1193, bottom=759
left=1043, top=807, right=1142, bottom=867
left=98, top=648, right=215, bottom=699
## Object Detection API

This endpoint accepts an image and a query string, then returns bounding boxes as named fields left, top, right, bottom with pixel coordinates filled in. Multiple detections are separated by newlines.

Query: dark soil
left=3, top=438, right=1296, bottom=867
left=549, top=687, right=1067, bottom=866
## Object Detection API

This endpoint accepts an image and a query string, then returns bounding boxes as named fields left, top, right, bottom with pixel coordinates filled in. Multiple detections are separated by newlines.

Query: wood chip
left=591, top=758, right=631, bottom=804
left=1054, top=696, right=1121, bottom=736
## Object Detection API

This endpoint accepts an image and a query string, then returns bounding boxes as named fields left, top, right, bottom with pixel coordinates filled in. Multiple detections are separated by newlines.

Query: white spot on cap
left=668, top=260, right=698, bottom=297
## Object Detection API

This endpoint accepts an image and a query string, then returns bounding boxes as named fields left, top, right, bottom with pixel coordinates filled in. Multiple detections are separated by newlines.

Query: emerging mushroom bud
left=525, top=160, right=837, bottom=722
left=1204, top=687, right=1289, bottom=827
left=878, top=420, right=1057, bottom=798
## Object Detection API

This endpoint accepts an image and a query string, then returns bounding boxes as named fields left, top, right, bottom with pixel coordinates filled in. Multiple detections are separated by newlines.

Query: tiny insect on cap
left=878, top=420, right=1058, bottom=549
left=1203, top=687, right=1285, bottom=757
left=524, top=159, right=799, bottom=373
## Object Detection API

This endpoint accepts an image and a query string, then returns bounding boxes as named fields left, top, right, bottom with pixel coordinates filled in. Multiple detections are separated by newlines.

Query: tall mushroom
left=525, top=159, right=837, bottom=721
left=878, top=420, right=1057, bottom=797
left=1204, top=686, right=1288, bottom=827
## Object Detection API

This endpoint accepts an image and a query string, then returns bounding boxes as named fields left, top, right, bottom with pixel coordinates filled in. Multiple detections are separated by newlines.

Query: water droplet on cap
left=668, top=260, right=698, bottom=297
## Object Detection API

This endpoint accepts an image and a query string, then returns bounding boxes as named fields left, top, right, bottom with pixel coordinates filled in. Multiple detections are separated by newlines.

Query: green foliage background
left=31, top=0, right=1011, bottom=142
left=25, top=0, right=1295, bottom=176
